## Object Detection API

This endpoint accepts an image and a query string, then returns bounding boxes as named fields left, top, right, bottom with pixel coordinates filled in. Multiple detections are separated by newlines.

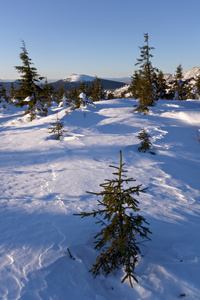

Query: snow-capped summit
left=63, top=74, right=96, bottom=82
left=53, top=74, right=126, bottom=91
left=183, top=67, right=200, bottom=81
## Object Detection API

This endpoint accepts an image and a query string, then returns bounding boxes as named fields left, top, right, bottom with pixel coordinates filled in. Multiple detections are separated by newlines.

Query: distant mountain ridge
left=52, top=74, right=126, bottom=91
left=164, top=67, right=200, bottom=83
left=1, top=67, right=200, bottom=95
left=63, top=74, right=96, bottom=83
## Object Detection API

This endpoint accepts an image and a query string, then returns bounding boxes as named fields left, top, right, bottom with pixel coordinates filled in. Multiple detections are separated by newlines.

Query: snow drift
left=0, top=98, right=200, bottom=299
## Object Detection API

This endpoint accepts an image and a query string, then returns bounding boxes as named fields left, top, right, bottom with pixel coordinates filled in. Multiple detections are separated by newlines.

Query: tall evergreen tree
left=75, top=151, right=151, bottom=288
left=172, top=64, right=192, bottom=100
left=10, top=83, right=16, bottom=101
left=129, top=70, right=142, bottom=99
left=79, top=81, right=88, bottom=94
left=15, top=40, right=46, bottom=119
left=67, top=86, right=81, bottom=109
left=153, top=70, right=168, bottom=100
left=131, top=33, right=157, bottom=112
left=0, top=84, right=7, bottom=102
left=40, top=79, right=55, bottom=108
left=87, top=77, right=104, bottom=101
left=56, top=86, right=67, bottom=105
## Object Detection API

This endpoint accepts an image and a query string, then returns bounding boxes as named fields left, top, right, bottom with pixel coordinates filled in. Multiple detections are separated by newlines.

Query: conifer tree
left=153, top=70, right=168, bottom=100
left=79, top=81, right=88, bottom=94
left=88, top=77, right=104, bottom=101
left=129, top=70, right=142, bottom=99
left=40, top=79, right=55, bottom=108
left=137, top=128, right=154, bottom=153
left=56, top=86, right=66, bottom=105
left=10, top=82, right=16, bottom=102
left=48, top=114, right=66, bottom=140
left=15, top=40, right=46, bottom=118
left=131, top=33, right=158, bottom=112
left=172, top=64, right=192, bottom=100
left=75, top=151, right=151, bottom=287
left=67, top=87, right=81, bottom=109
left=0, top=84, right=7, bottom=102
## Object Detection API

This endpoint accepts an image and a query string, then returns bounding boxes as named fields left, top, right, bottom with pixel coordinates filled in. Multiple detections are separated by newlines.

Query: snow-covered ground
left=0, top=98, right=200, bottom=300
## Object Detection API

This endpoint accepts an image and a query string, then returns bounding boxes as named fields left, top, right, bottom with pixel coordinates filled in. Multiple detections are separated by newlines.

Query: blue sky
left=1, top=0, right=200, bottom=80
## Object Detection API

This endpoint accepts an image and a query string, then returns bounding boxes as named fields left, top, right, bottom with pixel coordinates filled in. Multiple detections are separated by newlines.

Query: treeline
left=1, top=36, right=200, bottom=119
left=128, top=33, right=200, bottom=113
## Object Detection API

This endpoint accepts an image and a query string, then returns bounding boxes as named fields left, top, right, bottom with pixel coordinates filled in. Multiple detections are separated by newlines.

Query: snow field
left=0, top=98, right=200, bottom=299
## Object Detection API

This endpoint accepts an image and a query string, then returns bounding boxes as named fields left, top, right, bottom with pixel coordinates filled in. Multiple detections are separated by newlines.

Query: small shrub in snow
left=48, top=114, right=66, bottom=140
left=137, top=128, right=155, bottom=154
left=75, top=151, right=151, bottom=287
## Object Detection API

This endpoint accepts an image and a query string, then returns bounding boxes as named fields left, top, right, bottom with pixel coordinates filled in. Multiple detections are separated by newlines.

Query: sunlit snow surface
left=0, top=99, right=200, bottom=299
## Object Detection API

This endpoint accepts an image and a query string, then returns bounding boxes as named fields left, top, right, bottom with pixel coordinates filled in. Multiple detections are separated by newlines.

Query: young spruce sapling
left=74, top=150, right=151, bottom=287
left=48, top=114, right=66, bottom=140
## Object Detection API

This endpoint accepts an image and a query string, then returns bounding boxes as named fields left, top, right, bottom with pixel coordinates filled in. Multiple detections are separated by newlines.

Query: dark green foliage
left=10, top=83, right=16, bottom=102
left=129, top=70, right=142, bottom=99
left=15, top=40, right=43, bottom=103
left=107, top=92, right=114, bottom=100
left=137, top=128, right=154, bottom=153
left=14, top=40, right=49, bottom=118
left=131, top=33, right=158, bottom=111
left=0, top=84, right=8, bottom=102
left=67, top=87, right=82, bottom=109
left=79, top=81, right=88, bottom=94
left=40, top=79, right=55, bottom=107
left=87, top=77, right=104, bottom=101
left=48, top=114, right=66, bottom=140
left=56, top=86, right=67, bottom=105
left=153, top=70, right=168, bottom=100
left=75, top=151, right=151, bottom=287
left=172, top=64, right=192, bottom=100
left=179, top=294, right=186, bottom=298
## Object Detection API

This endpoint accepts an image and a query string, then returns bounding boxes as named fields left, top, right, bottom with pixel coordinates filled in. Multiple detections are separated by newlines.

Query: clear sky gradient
left=1, top=0, right=200, bottom=80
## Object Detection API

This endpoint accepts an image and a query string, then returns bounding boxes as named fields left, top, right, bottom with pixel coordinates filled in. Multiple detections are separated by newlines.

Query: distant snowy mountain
left=183, top=66, right=200, bottom=80
left=63, top=74, right=96, bottom=83
left=164, top=67, right=200, bottom=83
left=52, top=75, right=126, bottom=91
left=2, top=67, right=200, bottom=95
left=63, top=74, right=131, bottom=84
